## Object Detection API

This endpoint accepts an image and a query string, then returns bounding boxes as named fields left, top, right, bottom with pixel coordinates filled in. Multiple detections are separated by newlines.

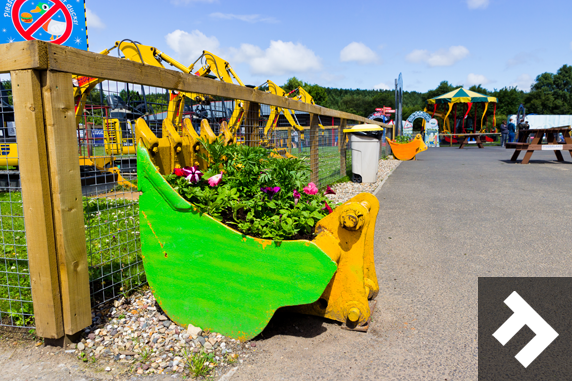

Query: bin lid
left=343, top=124, right=384, bottom=133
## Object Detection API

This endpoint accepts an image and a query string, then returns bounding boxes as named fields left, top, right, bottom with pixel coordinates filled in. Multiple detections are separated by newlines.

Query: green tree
left=468, top=84, right=489, bottom=94
left=524, top=65, right=572, bottom=114
left=0, top=80, right=13, bottom=105
left=305, top=84, right=328, bottom=106
left=423, top=81, right=456, bottom=104
left=282, top=77, right=304, bottom=93
left=491, top=87, right=524, bottom=116
left=282, top=77, right=328, bottom=106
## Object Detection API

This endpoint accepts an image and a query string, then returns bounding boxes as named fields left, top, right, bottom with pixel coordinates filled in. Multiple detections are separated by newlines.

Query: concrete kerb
left=373, top=161, right=401, bottom=196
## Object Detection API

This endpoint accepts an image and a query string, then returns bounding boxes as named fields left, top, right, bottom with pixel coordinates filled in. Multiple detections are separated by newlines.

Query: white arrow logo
left=493, top=291, right=559, bottom=368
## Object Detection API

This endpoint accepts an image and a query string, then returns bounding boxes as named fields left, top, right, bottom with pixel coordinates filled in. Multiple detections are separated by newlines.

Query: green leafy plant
left=394, top=135, right=413, bottom=144
left=165, top=140, right=337, bottom=242
left=139, top=346, right=152, bottom=363
left=185, top=349, right=215, bottom=378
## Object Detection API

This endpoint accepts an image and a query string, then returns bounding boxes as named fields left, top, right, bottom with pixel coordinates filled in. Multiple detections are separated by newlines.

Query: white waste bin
left=344, top=124, right=383, bottom=183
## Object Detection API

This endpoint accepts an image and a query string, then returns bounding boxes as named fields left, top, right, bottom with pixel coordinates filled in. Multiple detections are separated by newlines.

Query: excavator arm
left=189, top=51, right=245, bottom=87
left=262, top=80, right=304, bottom=137
left=73, top=45, right=119, bottom=125
left=189, top=51, right=247, bottom=137
left=288, top=86, right=325, bottom=129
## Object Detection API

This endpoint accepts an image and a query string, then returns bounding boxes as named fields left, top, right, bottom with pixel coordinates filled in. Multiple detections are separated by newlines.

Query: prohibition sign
left=11, top=0, right=73, bottom=45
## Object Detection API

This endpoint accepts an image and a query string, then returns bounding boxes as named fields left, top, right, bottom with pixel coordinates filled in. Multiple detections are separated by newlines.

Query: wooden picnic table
left=457, top=133, right=486, bottom=149
left=506, top=126, right=572, bottom=164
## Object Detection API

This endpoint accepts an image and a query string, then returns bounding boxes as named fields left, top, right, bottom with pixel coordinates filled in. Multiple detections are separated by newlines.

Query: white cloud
left=86, top=8, right=105, bottom=29
left=467, top=0, right=489, bottom=9
left=232, top=40, right=321, bottom=76
left=340, top=42, right=379, bottom=64
left=166, top=29, right=321, bottom=77
left=406, top=46, right=469, bottom=67
left=510, top=74, right=534, bottom=91
left=165, top=30, right=221, bottom=63
left=464, top=73, right=491, bottom=87
left=373, top=82, right=391, bottom=90
left=209, top=13, right=278, bottom=23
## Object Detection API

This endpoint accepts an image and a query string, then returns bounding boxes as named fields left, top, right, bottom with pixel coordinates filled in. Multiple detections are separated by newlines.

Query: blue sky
left=21, top=0, right=572, bottom=92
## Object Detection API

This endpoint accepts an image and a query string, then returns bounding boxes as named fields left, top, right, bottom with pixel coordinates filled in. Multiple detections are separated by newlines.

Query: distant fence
left=0, top=40, right=390, bottom=340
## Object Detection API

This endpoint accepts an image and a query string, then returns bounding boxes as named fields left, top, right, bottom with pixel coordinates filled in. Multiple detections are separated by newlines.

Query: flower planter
left=137, top=143, right=380, bottom=340
left=386, top=134, right=428, bottom=161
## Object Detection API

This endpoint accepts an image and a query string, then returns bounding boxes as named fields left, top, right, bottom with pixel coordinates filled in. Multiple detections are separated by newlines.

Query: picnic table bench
left=506, top=126, right=572, bottom=164
left=457, top=133, right=486, bottom=149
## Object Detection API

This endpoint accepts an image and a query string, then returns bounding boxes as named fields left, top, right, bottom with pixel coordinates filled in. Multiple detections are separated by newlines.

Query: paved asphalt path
left=230, top=146, right=572, bottom=381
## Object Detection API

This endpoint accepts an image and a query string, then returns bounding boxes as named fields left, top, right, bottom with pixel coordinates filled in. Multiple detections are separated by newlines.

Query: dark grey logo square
left=479, top=277, right=572, bottom=380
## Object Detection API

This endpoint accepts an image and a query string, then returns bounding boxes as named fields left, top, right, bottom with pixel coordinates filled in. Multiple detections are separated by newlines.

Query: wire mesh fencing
left=0, top=76, right=33, bottom=328
left=76, top=80, right=156, bottom=307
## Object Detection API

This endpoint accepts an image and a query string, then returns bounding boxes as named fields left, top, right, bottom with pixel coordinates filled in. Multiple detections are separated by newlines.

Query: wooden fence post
left=243, top=101, right=260, bottom=147
left=339, top=119, right=347, bottom=177
left=310, top=114, right=319, bottom=185
left=41, top=71, right=91, bottom=335
left=11, top=69, right=64, bottom=339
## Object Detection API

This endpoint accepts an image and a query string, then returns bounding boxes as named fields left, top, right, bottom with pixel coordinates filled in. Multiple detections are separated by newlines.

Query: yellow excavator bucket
left=386, top=134, right=427, bottom=161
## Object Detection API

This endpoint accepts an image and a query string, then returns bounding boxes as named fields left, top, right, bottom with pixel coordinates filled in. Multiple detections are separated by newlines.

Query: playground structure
left=425, top=88, right=498, bottom=143
left=0, top=40, right=390, bottom=341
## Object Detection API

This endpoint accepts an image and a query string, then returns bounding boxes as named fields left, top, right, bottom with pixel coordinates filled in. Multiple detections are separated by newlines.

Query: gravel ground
left=326, top=157, right=400, bottom=204
left=71, top=289, right=256, bottom=379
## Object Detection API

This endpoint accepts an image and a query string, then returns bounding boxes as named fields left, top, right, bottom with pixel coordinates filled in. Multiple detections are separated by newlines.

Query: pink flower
left=322, top=201, right=333, bottom=214
left=208, top=172, right=223, bottom=187
left=173, top=168, right=185, bottom=177
left=303, top=182, right=319, bottom=195
left=182, top=166, right=203, bottom=184
left=293, top=189, right=301, bottom=205
left=324, top=186, right=336, bottom=195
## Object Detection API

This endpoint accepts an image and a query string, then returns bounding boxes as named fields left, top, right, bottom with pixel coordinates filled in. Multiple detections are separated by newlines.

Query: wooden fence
left=0, top=40, right=390, bottom=341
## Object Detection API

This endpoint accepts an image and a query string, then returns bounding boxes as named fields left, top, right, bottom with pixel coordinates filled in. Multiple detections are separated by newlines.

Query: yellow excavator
left=261, top=80, right=303, bottom=137
left=287, top=86, right=325, bottom=128
left=187, top=51, right=248, bottom=137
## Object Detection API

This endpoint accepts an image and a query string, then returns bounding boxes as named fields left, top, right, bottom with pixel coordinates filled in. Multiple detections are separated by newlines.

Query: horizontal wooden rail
left=0, top=41, right=48, bottom=73
left=1, top=41, right=390, bottom=128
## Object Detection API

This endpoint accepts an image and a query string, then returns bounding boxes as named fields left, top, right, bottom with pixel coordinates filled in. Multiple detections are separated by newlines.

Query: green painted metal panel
left=137, top=144, right=337, bottom=340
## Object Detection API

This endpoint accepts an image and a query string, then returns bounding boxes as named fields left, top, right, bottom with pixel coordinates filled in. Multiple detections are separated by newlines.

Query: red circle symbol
left=11, top=0, right=73, bottom=45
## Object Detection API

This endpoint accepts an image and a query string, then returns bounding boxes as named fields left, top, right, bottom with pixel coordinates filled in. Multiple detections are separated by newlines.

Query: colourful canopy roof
left=427, top=87, right=497, bottom=105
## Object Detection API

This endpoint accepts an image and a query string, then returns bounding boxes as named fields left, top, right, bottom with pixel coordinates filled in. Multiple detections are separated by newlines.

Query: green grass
left=185, top=349, right=216, bottom=378
left=83, top=197, right=145, bottom=305
left=0, top=192, right=145, bottom=327
left=295, top=146, right=349, bottom=188
left=0, top=192, right=33, bottom=326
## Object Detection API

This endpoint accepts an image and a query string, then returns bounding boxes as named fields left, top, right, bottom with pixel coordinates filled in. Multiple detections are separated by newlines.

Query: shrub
left=165, top=141, right=336, bottom=242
